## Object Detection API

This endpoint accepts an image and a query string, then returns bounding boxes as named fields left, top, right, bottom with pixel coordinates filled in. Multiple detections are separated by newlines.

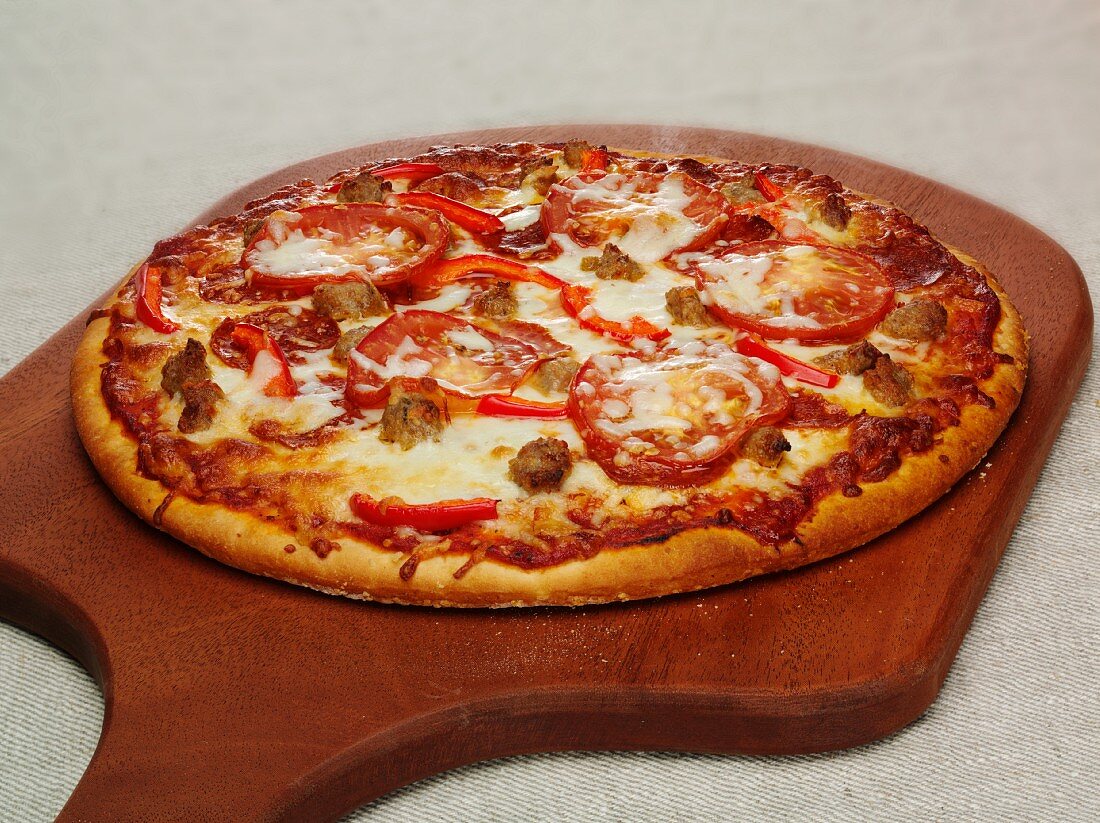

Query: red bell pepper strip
left=134, top=262, right=179, bottom=334
left=325, top=162, right=445, bottom=194
left=735, top=335, right=838, bottom=388
left=475, top=394, right=568, bottom=419
left=415, top=254, right=566, bottom=291
left=753, top=171, right=786, bottom=203
left=559, top=284, right=671, bottom=343
left=372, top=162, right=444, bottom=183
left=350, top=493, right=499, bottom=531
left=393, top=191, right=505, bottom=235
left=580, top=147, right=610, bottom=175
left=229, top=323, right=298, bottom=397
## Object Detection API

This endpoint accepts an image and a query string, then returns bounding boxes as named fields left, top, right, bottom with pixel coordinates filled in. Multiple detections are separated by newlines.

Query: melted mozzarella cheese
left=554, top=173, right=704, bottom=263
left=350, top=336, right=432, bottom=382
left=498, top=204, right=542, bottom=231
left=586, top=264, right=687, bottom=328
left=248, top=231, right=359, bottom=277
left=327, top=416, right=581, bottom=505
left=412, top=284, right=472, bottom=313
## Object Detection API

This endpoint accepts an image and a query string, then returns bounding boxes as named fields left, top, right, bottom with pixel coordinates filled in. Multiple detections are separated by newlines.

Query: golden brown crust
left=70, top=154, right=1029, bottom=608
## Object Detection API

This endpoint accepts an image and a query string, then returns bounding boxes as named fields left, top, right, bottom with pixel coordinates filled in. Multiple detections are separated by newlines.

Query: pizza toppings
left=161, top=338, right=212, bottom=396
left=862, top=355, right=914, bottom=407
left=719, top=172, right=767, bottom=206
left=331, top=326, right=370, bottom=364
left=134, top=262, right=179, bottom=334
left=228, top=323, right=297, bottom=398
left=720, top=213, right=777, bottom=243
left=880, top=298, right=948, bottom=341
left=735, top=336, right=839, bottom=388
left=508, top=437, right=573, bottom=492
left=532, top=357, right=580, bottom=394
left=580, top=243, right=645, bottom=281
left=336, top=172, right=391, bottom=204
left=178, top=380, right=225, bottom=434
left=752, top=171, right=786, bottom=203
left=739, top=425, right=791, bottom=468
left=242, top=203, right=450, bottom=290
left=568, top=342, right=791, bottom=486
left=470, top=279, right=518, bottom=319
left=345, top=310, right=546, bottom=407
left=812, top=192, right=851, bottom=231
left=88, top=141, right=1024, bottom=593
left=211, top=307, right=340, bottom=369
left=678, top=241, right=894, bottom=342
left=378, top=386, right=445, bottom=450
left=812, top=340, right=882, bottom=376
left=559, top=284, right=671, bottom=343
left=311, top=281, right=388, bottom=321
left=392, top=191, right=506, bottom=236
left=371, top=161, right=445, bottom=184
left=474, top=394, right=568, bottom=420
left=350, top=494, right=499, bottom=532
left=524, top=162, right=558, bottom=196
left=542, top=170, right=728, bottom=263
left=413, top=254, right=565, bottom=293
left=413, top=172, right=485, bottom=204
left=562, top=139, right=598, bottom=168
left=665, top=286, right=710, bottom=327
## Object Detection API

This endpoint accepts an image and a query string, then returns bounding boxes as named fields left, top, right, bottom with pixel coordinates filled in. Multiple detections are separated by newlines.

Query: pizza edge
left=71, top=242, right=1028, bottom=607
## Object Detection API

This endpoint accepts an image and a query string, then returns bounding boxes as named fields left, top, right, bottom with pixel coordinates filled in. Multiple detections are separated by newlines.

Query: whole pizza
left=71, top=140, right=1028, bottom=606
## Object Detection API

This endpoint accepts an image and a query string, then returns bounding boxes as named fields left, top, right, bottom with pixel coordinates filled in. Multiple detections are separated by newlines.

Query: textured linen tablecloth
left=1, top=1, right=1097, bottom=820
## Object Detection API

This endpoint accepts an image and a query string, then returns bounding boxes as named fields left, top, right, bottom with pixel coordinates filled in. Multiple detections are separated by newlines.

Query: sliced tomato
left=568, top=342, right=790, bottom=486
left=475, top=394, right=568, bottom=419
left=559, top=284, right=671, bottom=343
left=242, top=203, right=449, bottom=291
left=678, top=241, right=894, bottom=343
left=350, top=493, right=498, bottom=531
left=735, top=336, right=838, bottom=388
left=133, top=262, right=179, bottom=334
left=229, top=323, right=297, bottom=397
left=393, top=191, right=504, bottom=235
left=542, top=170, right=728, bottom=261
left=345, top=310, right=546, bottom=408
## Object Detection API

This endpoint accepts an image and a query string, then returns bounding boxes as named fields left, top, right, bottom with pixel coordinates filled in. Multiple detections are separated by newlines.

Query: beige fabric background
left=1, top=1, right=1097, bottom=820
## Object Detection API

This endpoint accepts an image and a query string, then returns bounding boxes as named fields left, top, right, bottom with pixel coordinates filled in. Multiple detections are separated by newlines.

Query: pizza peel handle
left=0, top=126, right=1091, bottom=821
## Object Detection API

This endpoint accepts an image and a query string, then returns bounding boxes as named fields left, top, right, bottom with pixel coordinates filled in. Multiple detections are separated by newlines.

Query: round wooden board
left=0, top=126, right=1090, bottom=822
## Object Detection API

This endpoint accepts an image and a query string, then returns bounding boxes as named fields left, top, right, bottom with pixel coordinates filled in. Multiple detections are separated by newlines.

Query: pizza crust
left=70, top=154, right=1028, bottom=607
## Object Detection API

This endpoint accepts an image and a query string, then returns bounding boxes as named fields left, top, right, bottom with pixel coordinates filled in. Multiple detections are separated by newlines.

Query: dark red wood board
left=0, top=126, right=1090, bottom=822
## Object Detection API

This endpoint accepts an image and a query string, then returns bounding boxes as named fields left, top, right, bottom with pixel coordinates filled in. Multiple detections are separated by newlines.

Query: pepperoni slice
left=345, top=310, right=548, bottom=408
left=211, top=307, right=340, bottom=369
left=568, top=342, right=790, bottom=486
left=242, top=203, right=449, bottom=290
left=676, top=241, right=894, bottom=343
left=486, top=319, right=572, bottom=358
left=541, top=170, right=728, bottom=263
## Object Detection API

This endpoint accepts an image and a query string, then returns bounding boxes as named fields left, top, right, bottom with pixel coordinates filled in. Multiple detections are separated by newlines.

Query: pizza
left=70, top=140, right=1028, bottom=606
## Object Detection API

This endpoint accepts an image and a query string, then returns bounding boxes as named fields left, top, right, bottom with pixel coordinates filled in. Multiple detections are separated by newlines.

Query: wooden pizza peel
left=0, top=125, right=1090, bottom=822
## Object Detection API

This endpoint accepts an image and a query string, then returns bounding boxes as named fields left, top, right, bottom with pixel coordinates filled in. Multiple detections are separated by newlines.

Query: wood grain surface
left=0, top=126, right=1090, bottom=823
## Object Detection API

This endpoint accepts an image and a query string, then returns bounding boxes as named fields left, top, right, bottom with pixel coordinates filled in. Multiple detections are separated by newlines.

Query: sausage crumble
left=508, top=437, right=573, bottom=492
left=378, top=389, right=445, bottom=450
